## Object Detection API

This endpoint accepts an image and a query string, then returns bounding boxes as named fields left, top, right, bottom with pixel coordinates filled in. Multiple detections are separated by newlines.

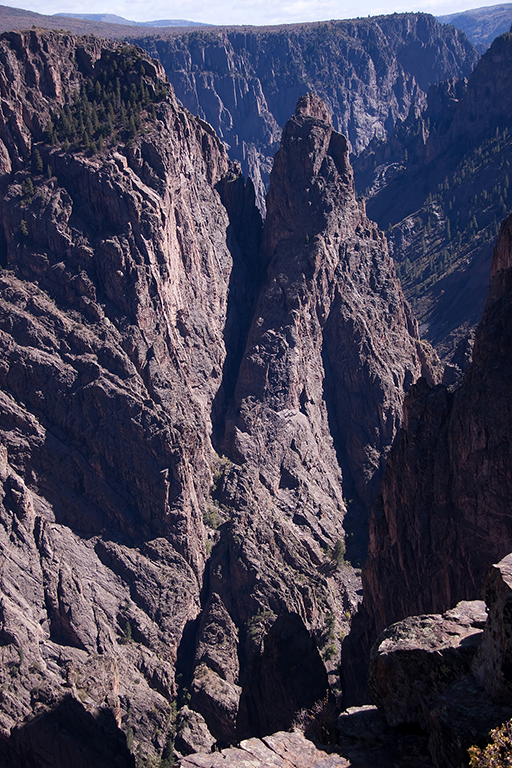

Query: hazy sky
left=0, top=0, right=500, bottom=27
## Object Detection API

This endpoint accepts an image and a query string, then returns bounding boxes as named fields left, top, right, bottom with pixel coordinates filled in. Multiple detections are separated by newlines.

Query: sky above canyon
left=0, top=0, right=503, bottom=28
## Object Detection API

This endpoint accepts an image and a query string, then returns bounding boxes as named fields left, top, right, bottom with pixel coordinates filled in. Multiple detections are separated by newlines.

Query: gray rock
left=194, top=594, right=240, bottom=685
left=179, top=730, right=350, bottom=767
left=428, top=674, right=512, bottom=768
left=473, top=552, right=512, bottom=702
left=174, top=706, right=215, bottom=756
left=135, top=16, right=478, bottom=211
left=369, top=601, right=486, bottom=729
left=190, top=665, right=242, bottom=745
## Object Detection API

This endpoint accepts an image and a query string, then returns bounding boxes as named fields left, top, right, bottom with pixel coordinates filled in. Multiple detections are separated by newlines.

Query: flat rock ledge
left=179, top=730, right=349, bottom=767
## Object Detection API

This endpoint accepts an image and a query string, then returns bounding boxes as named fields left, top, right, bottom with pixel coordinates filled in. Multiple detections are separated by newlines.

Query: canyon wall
left=354, top=31, right=512, bottom=358
left=344, top=209, right=512, bottom=703
left=0, top=30, right=432, bottom=765
left=132, top=14, right=479, bottom=209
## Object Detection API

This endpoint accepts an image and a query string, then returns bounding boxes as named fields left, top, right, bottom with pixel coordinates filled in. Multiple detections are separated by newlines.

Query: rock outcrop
left=369, top=600, right=487, bottom=730
left=182, top=92, right=431, bottom=746
left=0, top=28, right=249, bottom=765
left=343, top=209, right=512, bottom=703
left=180, top=729, right=350, bottom=768
left=133, top=14, right=479, bottom=209
left=368, top=556, right=512, bottom=767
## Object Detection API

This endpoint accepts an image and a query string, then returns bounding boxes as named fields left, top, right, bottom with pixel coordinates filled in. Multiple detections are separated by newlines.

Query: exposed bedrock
left=343, top=211, right=512, bottom=704
left=0, top=30, right=435, bottom=764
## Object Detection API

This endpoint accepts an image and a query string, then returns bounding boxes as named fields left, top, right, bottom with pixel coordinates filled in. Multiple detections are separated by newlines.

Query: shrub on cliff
left=469, top=720, right=512, bottom=767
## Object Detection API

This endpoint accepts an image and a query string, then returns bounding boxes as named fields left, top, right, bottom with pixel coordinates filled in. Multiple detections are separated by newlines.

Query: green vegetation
left=395, top=126, right=512, bottom=295
left=381, top=123, right=512, bottom=353
left=126, top=724, right=134, bottom=750
left=123, top=619, right=132, bottom=643
left=322, top=539, right=346, bottom=569
left=323, top=644, right=337, bottom=660
left=468, top=719, right=512, bottom=766
left=324, top=612, right=336, bottom=642
left=45, top=46, right=166, bottom=154
left=246, top=608, right=276, bottom=641
left=332, top=539, right=346, bottom=566
left=203, top=503, right=219, bottom=529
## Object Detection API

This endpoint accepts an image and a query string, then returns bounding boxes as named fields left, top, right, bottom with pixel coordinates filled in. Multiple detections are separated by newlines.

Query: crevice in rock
left=320, top=337, right=368, bottom=564
left=210, top=171, right=263, bottom=451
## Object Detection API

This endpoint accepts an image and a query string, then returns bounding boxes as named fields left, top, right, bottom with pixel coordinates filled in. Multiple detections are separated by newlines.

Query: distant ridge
left=437, top=2, right=512, bottom=51
left=0, top=3, right=210, bottom=37
left=52, top=12, right=210, bottom=27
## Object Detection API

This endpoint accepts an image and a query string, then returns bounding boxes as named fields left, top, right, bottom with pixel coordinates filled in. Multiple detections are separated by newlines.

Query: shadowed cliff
left=343, top=209, right=512, bottom=703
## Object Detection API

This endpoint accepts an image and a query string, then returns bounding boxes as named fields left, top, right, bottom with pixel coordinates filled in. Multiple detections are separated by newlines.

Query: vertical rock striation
left=197, top=93, right=433, bottom=739
left=0, top=30, right=433, bottom=763
left=344, top=210, right=512, bottom=703
left=134, top=14, right=479, bottom=210
left=225, top=92, right=431, bottom=525
left=0, top=29, right=258, bottom=765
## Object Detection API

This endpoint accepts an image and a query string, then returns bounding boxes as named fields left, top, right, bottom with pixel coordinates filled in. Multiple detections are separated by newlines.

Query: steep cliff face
left=0, top=29, right=431, bottom=765
left=224, top=93, right=431, bottom=517
left=354, top=32, right=512, bottom=359
left=437, top=6, right=512, bottom=52
left=0, top=29, right=248, bottom=765
left=181, top=93, right=431, bottom=746
left=133, top=14, right=479, bottom=209
left=344, top=210, right=512, bottom=702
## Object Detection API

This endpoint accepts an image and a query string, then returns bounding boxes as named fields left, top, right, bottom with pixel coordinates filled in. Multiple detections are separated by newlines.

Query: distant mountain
left=437, top=2, right=512, bottom=51
left=53, top=12, right=209, bottom=27
left=0, top=3, right=206, bottom=37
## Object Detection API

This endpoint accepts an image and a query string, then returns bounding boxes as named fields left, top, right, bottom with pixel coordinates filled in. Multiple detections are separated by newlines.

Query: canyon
left=0, top=28, right=434, bottom=767
left=131, top=14, right=479, bottom=212
left=0, top=11, right=510, bottom=768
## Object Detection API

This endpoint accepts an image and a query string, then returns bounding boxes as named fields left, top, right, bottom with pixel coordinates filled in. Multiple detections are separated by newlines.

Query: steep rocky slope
left=0, top=30, right=432, bottom=766
left=438, top=3, right=512, bottom=52
left=131, top=14, right=479, bottom=209
left=343, top=208, right=512, bottom=703
left=354, top=31, right=512, bottom=359
left=0, top=28, right=245, bottom=766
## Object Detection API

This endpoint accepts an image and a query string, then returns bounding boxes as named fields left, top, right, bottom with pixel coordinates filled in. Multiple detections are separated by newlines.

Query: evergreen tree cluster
left=45, top=46, right=167, bottom=154
left=394, top=126, right=512, bottom=309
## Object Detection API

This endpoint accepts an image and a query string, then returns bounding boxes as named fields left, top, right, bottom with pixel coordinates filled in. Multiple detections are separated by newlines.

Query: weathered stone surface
left=337, top=705, right=435, bottom=767
left=369, top=601, right=486, bottom=729
left=0, top=29, right=244, bottom=765
left=224, top=92, right=432, bottom=517
left=472, top=553, right=512, bottom=702
left=344, top=211, right=512, bottom=703
left=238, top=612, right=329, bottom=738
left=135, top=15, right=478, bottom=210
left=0, top=29, right=436, bottom=764
left=194, top=593, right=240, bottom=685
left=358, top=565, right=512, bottom=768
left=180, top=730, right=350, bottom=768
left=355, top=34, right=512, bottom=360
left=190, top=664, right=242, bottom=745
left=196, top=93, right=434, bottom=739
left=174, top=706, right=216, bottom=756
left=428, top=674, right=512, bottom=768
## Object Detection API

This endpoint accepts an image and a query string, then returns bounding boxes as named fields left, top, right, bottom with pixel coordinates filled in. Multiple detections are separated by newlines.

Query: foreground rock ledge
left=179, top=730, right=349, bottom=767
